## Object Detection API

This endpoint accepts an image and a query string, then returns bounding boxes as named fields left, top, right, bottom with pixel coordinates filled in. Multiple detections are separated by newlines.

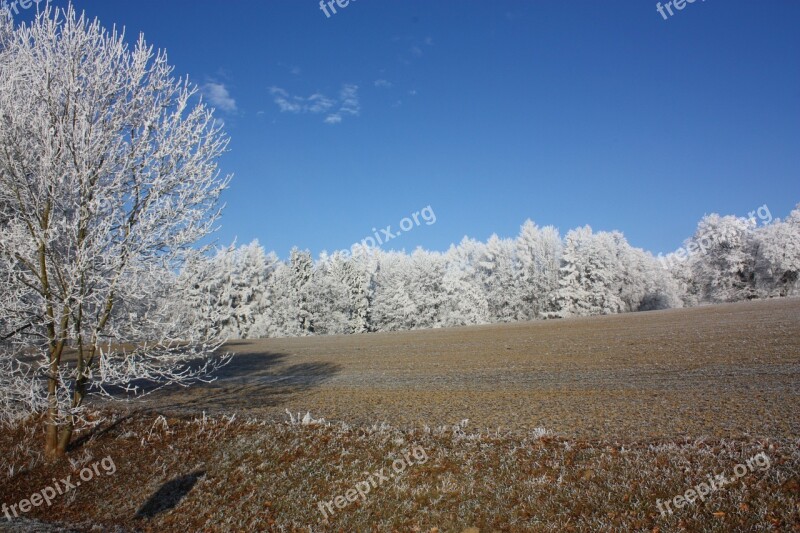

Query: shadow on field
left=67, top=412, right=134, bottom=453
left=140, top=346, right=341, bottom=414
left=136, top=470, right=205, bottom=519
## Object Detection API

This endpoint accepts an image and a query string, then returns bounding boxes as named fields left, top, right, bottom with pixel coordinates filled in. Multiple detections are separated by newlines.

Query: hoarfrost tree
left=441, top=238, right=490, bottom=327
left=0, top=6, right=231, bottom=457
left=310, top=250, right=375, bottom=335
left=219, top=241, right=270, bottom=339
left=248, top=249, right=280, bottom=338
left=372, top=250, right=418, bottom=331
left=752, top=204, right=800, bottom=297
left=171, top=251, right=225, bottom=340
left=309, top=252, right=352, bottom=335
left=686, top=214, right=756, bottom=303
left=516, top=220, right=561, bottom=319
left=406, top=249, right=447, bottom=329
left=289, top=248, right=315, bottom=335
left=200, top=244, right=238, bottom=337
left=550, top=226, right=593, bottom=317
left=478, top=235, right=523, bottom=322
left=342, top=250, right=375, bottom=333
left=264, top=260, right=297, bottom=337
left=615, top=241, right=682, bottom=312
left=551, top=227, right=626, bottom=317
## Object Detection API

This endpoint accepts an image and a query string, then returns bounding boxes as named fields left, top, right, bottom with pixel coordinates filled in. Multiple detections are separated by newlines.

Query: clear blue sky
left=11, top=1, right=800, bottom=257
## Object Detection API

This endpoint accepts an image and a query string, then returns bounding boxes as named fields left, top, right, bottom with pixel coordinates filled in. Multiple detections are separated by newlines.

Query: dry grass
left=0, top=413, right=798, bottom=532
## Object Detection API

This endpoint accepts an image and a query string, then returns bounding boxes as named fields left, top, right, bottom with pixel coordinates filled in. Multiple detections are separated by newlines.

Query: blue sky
left=9, top=1, right=800, bottom=257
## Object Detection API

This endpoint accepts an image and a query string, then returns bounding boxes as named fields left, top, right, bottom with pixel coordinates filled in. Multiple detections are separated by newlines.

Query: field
left=1, top=298, right=799, bottom=531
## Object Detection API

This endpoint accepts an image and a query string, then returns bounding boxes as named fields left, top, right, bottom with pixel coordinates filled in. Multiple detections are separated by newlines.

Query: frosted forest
left=171, top=206, right=800, bottom=340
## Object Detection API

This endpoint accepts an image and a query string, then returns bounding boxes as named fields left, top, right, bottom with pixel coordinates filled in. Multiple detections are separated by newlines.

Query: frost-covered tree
left=551, top=227, right=627, bottom=317
left=685, top=214, right=757, bottom=303
left=477, top=235, right=524, bottom=322
left=264, top=260, right=296, bottom=337
left=248, top=250, right=280, bottom=338
left=207, top=241, right=271, bottom=339
left=618, top=244, right=682, bottom=312
left=372, top=251, right=418, bottom=331
left=0, top=6, right=230, bottom=457
left=752, top=204, right=800, bottom=297
left=342, top=251, right=376, bottom=333
left=440, top=238, right=490, bottom=327
left=292, top=249, right=315, bottom=334
left=232, top=241, right=270, bottom=337
left=308, top=252, right=352, bottom=335
left=406, top=249, right=447, bottom=329
left=171, top=251, right=226, bottom=340
left=516, top=221, right=561, bottom=319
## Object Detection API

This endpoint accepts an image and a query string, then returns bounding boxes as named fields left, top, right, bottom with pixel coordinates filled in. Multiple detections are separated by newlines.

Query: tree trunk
left=56, top=423, right=73, bottom=455
left=44, top=355, right=62, bottom=459
left=44, top=419, right=61, bottom=458
left=59, top=374, right=88, bottom=454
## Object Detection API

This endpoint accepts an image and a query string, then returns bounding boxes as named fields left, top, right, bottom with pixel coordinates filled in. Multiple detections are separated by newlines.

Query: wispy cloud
left=339, top=84, right=360, bottom=115
left=202, top=82, right=237, bottom=113
left=393, top=34, right=435, bottom=65
left=269, top=87, right=301, bottom=113
left=374, top=79, right=393, bottom=88
left=269, top=84, right=360, bottom=124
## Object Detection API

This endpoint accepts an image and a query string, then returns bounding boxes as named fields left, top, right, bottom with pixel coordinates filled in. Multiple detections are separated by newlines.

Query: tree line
left=171, top=206, right=800, bottom=340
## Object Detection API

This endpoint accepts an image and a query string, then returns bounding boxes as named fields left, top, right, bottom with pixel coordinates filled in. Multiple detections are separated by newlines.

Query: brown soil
left=146, top=297, right=800, bottom=440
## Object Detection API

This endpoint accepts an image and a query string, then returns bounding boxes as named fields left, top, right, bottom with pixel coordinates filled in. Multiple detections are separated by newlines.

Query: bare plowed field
left=148, top=297, right=800, bottom=440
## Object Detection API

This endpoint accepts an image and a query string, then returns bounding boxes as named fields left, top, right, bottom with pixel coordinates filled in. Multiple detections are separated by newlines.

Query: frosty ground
left=1, top=298, right=799, bottom=531
left=148, top=297, right=800, bottom=440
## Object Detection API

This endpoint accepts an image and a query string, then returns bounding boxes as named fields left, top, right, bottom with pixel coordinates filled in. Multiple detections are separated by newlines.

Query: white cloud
left=307, top=93, right=335, bottom=113
left=337, top=84, right=360, bottom=116
left=202, top=82, right=237, bottom=112
left=269, top=84, right=360, bottom=124
left=374, top=79, right=392, bottom=88
left=269, top=87, right=303, bottom=113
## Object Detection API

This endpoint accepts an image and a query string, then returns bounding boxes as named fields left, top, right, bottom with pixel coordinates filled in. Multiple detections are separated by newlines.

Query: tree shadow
left=93, top=344, right=258, bottom=398
left=207, top=349, right=289, bottom=381
left=133, top=347, right=341, bottom=415
left=66, top=412, right=135, bottom=453
left=135, top=470, right=205, bottom=519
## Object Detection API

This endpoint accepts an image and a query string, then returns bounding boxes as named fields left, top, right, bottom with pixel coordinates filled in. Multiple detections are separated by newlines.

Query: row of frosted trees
left=169, top=204, right=800, bottom=339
